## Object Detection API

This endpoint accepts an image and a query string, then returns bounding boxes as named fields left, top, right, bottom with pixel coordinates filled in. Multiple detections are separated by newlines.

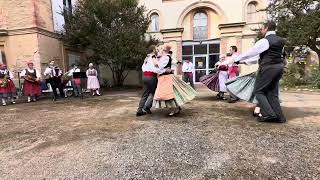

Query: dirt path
left=0, top=89, right=319, bottom=179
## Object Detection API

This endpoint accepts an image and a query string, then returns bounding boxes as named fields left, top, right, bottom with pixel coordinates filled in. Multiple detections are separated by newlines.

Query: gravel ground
left=0, top=88, right=319, bottom=179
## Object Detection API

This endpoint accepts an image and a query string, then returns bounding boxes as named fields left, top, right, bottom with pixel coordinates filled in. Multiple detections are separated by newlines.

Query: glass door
left=193, top=55, right=207, bottom=83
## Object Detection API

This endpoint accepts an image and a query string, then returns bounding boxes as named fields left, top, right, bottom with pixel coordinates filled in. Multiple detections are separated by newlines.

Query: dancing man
left=136, top=46, right=158, bottom=116
left=220, top=21, right=286, bottom=123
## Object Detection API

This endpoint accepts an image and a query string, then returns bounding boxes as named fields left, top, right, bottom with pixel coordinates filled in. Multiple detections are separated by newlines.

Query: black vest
left=26, top=69, right=37, bottom=78
left=164, top=55, right=172, bottom=69
left=160, top=55, right=173, bottom=76
left=0, top=70, right=8, bottom=79
left=259, top=34, right=285, bottom=67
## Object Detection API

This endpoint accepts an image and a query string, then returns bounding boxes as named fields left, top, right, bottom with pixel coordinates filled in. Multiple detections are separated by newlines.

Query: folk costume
left=200, top=55, right=228, bottom=100
left=182, top=61, right=195, bottom=89
left=153, top=53, right=196, bottom=116
left=136, top=54, right=158, bottom=116
left=21, top=63, right=41, bottom=102
left=227, top=54, right=241, bottom=103
left=44, top=64, right=64, bottom=100
left=221, top=31, right=286, bottom=123
left=0, top=64, right=17, bottom=106
left=68, top=65, right=81, bottom=96
left=86, top=63, right=101, bottom=96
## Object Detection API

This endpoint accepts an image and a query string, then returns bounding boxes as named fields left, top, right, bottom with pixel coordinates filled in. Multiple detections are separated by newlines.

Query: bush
left=281, top=63, right=306, bottom=88
left=309, top=67, right=320, bottom=89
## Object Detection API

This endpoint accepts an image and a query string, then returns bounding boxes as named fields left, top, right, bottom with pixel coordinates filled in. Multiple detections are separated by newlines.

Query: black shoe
left=257, top=116, right=278, bottom=122
left=136, top=111, right=147, bottom=117
left=144, top=109, right=152, bottom=114
left=53, top=97, right=57, bottom=101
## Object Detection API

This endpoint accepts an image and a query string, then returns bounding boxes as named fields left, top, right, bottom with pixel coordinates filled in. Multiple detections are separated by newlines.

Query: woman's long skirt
left=218, top=71, right=228, bottom=93
left=200, top=71, right=228, bottom=92
left=87, top=76, right=100, bottom=90
left=225, top=72, right=258, bottom=104
left=199, top=73, right=219, bottom=92
left=0, top=80, right=17, bottom=98
left=154, top=74, right=196, bottom=108
left=23, top=81, right=41, bottom=96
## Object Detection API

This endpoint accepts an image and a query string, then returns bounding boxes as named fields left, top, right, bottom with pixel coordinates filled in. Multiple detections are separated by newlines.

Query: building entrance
left=182, top=40, right=220, bottom=83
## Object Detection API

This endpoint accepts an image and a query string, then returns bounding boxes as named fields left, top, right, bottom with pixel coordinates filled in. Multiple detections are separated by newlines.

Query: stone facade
left=140, top=0, right=268, bottom=82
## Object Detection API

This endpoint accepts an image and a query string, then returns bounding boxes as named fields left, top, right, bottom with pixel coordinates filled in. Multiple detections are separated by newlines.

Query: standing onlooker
left=182, top=59, right=194, bottom=89
left=86, top=63, right=101, bottom=96
left=21, top=62, right=41, bottom=103
left=0, top=64, right=17, bottom=106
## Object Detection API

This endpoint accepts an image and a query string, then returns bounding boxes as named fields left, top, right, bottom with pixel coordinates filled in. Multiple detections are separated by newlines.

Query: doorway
left=182, top=41, right=220, bottom=84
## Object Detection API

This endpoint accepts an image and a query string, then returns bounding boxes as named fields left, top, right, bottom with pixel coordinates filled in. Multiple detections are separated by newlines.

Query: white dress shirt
left=220, top=31, right=276, bottom=66
left=182, top=62, right=194, bottom=73
left=0, top=69, right=14, bottom=79
left=154, top=54, right=170, bottom=75
left=44, top=66, right=62, bottom=77
left=142, top=54, right=157, bottom=73
left=67, top=67, right=80, bottom=77
left=21, top=68, right=41, bottom=78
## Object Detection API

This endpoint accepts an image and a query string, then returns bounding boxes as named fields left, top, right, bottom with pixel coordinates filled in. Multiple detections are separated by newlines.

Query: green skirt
left=226, top=72, right=258, bottom=104
left=154, top=76, right=197, bottom=108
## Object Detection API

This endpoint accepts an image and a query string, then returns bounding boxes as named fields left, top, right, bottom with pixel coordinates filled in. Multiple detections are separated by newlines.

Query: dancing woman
left=200, top=55, right=228, bottom=100
left=224, top=56, right=261, bottom=116
left=153, top=46, right=196, bottom=116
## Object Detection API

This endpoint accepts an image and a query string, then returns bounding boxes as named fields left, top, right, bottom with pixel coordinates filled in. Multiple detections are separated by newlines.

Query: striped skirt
left=226, top=72, right=258, bottom=104
left=154, top=74, right=197, bottom=108
left=199, top=72, right=219, bottom=92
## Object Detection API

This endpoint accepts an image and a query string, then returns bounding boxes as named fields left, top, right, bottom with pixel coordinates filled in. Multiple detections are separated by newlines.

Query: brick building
left=0, top=0, right=81, bottom=83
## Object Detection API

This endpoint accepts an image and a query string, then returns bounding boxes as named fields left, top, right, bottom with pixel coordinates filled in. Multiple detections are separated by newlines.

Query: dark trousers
left=137, top=76, right=158, bottom=112
left=46, top=78, right=64, bottom=98
left=183, top=72, right=194, bottom=89
left=254, top=64, right=286, bottom=121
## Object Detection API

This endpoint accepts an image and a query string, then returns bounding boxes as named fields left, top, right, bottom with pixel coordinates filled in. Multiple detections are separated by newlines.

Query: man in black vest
left=231, top=21, right=286, bottom=123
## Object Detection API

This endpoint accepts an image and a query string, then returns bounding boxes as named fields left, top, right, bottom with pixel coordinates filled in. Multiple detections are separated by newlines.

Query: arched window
left=247, top=2, right=257, bottom=23
left=150, top=13, right=160, bottom=32
left=193, top=12, right=208, bottom=40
